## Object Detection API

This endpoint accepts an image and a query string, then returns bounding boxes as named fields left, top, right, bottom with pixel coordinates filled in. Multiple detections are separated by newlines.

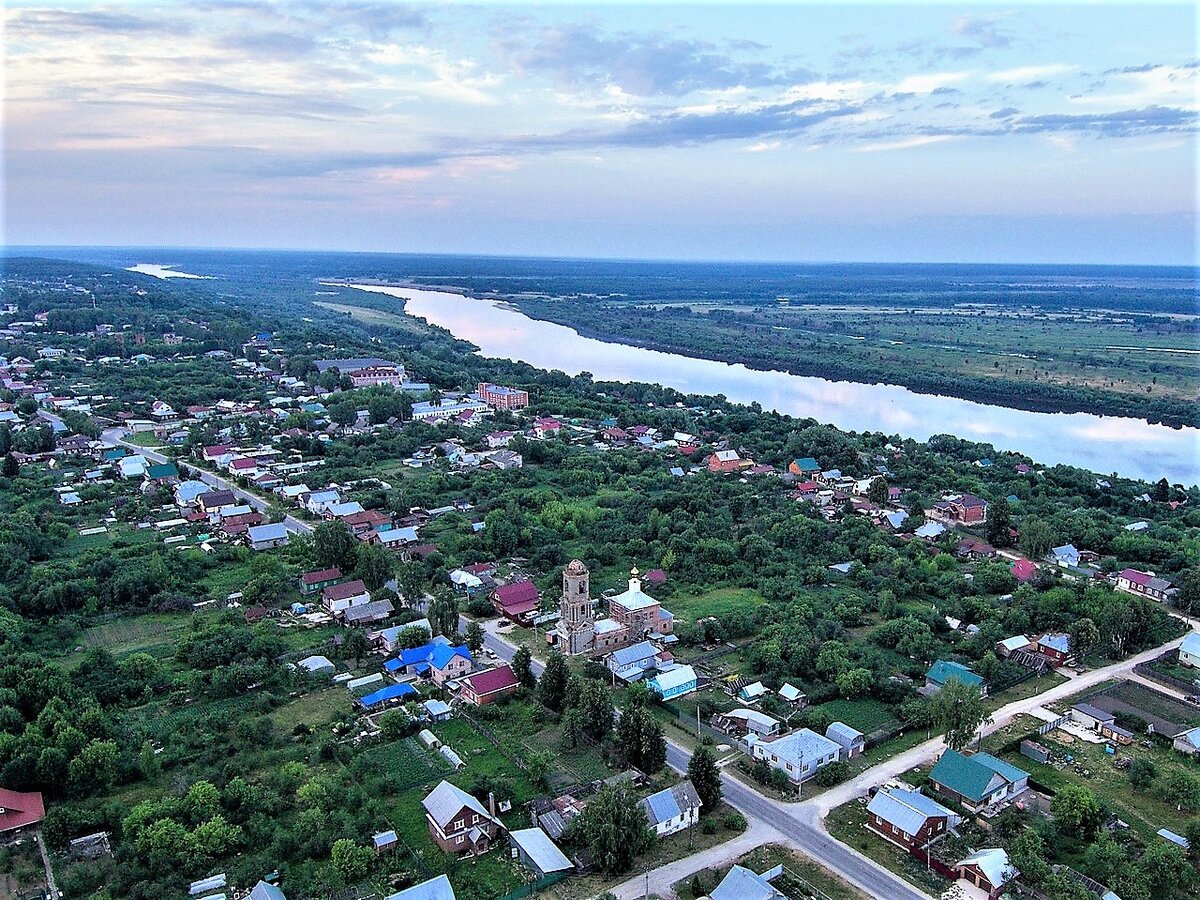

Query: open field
left=122, top=431, right=167, bottom=448
left=666, top=586, right=767, bottom=623
left=314, top=300, right=428, bottom=334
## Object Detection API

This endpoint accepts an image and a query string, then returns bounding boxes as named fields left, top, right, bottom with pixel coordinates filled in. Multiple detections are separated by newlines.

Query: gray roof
left=1072, top=703, right=1114, bottom=722
left=421, top=780, right=497, bottom=829
left=759, top=728, right=840, bottom=767
left=343, top=599, right=395, bottom=623
left=509, top=827, right=573, bottom=874
left=250, top=883, right=287, bottom=900
left=314, top=357, right=397, bottom=372
left=711, top=865, right=785, bottom=900
left=957, top=848, right=1017, bottom=887
left=385, top=875, right=457, bottom=900
left=248, top=523, right=288, bottom=542
left=639, top=780, right=702, bottom=826
left=826, top=721, right=864, bottom=747
left=868, top=787, right=955, bottom=835
left=611, top=640, right=658, bottom=667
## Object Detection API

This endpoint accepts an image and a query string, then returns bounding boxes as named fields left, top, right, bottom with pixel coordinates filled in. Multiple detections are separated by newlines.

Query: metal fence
left=497, top=872, right=567, bottom=899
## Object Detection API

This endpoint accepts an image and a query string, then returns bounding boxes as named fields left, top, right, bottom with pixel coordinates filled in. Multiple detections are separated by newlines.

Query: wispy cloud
left=853, top=135, right=958, bottom=153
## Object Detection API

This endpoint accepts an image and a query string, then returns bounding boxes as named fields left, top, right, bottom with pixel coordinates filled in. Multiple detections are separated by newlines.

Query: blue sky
left=4, top=2, right=1197, bottom=263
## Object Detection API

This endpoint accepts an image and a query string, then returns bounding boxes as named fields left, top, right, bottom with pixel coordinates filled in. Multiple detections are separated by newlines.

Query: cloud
left=987, top=64, right=1077, bottom=83
left=493, top=22, right=813, bottom=97
left=852, top=135, right=958, bottom=153
left=949, top=13, right=1014, bottom=50
left=989, top=107, right=1020, bottom=119
left=6, top=7, right=182, bottom=36
left=1012, top=105, right=1198, bottom=136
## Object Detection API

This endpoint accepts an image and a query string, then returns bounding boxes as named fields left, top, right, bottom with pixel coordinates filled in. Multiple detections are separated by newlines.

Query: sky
left=4, top=1, right=1198, bottom=264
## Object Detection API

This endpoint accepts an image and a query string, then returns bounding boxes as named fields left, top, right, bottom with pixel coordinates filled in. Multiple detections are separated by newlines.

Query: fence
left=497, top=872, right=567, bottom=900
left=909, top=845, right=960, bottom=881
left=1134, top=650, right=1200, bottom=694
left=1037, top=715, right=1070, bottom=736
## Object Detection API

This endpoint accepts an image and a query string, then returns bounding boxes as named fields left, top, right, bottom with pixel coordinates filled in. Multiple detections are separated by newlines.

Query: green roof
left=792, top=457, right=820, bottom=472
left=926, top=660, right=983, bottom=688
left=147, top=463, right=179, bottom=479
left=929, top=749, right=1027, bottom=803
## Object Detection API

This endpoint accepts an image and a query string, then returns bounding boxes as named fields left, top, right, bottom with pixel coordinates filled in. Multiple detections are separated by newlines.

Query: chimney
left=488, top=791, right=497, bottom=817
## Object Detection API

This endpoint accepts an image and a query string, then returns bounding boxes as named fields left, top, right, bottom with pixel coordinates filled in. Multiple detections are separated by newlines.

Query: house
left=0, top=787, right=45, bottom=835
left=422, top=780, right=504, bottom=854
left=344, top=599, right=395, bottom=626
left=476, top=383, right=529, bottom=410
left=927, top=748, right=1029, bottom=812
left=1173, top=727, right=1200, bottom=755
left=249, top=881, right=288, bottom=900
left=386, top=875, right=456, bottom=900
left=778, top=683, right=807, bottom=706
left=1011, top=558, right=1038, bottom=583
left=412, top=398, right=491, bottom=422
left=866, top=786, right=959, bottom=850
left=1179, top=633, right=1200, bottom=667
left=1070, top=703, right=1115, bottom=732
left=707, top=449, right=748, bottom=473
left=752, top=728, right=841, bottom=784
left=322, top=579, right=371, bottom=615
left=710, top=864, right=787, bottom=900
left=300, top=567, right=343, bottom=595
left=926, top=493, right=989, bottom=525
left=246, top=522, right=289, bottom=550
left=198, top=489, right=237, bottom=515
left=374, top=619, right=432, bottom=652
left=914, top=521, right=946, bottom=540
left=826, top=722, right=865, bottom=759
left=1032, top=632, right=1071, bottom=664
left=459, top=665, right=520, bottom=706
left=492, top=581, right=540, bottom=625
left=174, top=480, right=210, bottom=507
left=1116, top=568, right=1178, bottom=603
left=996, top=635, right=1032, bottom=657
left=711, top=708, right=781, bottom=738
left=956, top=848, right=1018, bottom=898
left=1050, top=544, right=1082, bottom=569
left=739, top=681, right=769, bottom=703
left=302, top=489, right=342, bottom=515
left=925, top=660, right=987, bottom=697
left=647, top=665, right=698, bottom=701
left=607, top=640, right=660, bottom=682
left=145, top=462, right=180, bottom=484
left=639, top=781, right=702, bottom=836
left=957, top=537, right=997, bottom=560
left=387, top=637, right=474, bottom=685
left=532, top=417, right=561, bottom=438
left=117, top=454, right=149, bottom=479
left=788, top=457, right=821, bottom=477
left=423, top=699, right=452, bottom=722
left=508, top=827, right=573, bottom=878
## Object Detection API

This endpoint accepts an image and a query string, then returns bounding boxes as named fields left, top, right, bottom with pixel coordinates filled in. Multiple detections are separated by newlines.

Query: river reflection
left=346, top=284, right=1200, bottom=486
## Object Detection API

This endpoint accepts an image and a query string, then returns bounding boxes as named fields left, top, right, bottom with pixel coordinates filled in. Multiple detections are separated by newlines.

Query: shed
left=508, top=826, right=574, bottom=878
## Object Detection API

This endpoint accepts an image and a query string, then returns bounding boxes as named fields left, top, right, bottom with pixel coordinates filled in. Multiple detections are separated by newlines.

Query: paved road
left=100, top=428, right=313, bottom=535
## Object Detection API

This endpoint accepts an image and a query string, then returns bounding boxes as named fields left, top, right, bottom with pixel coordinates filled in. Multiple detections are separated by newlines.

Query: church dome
left=566, top=559, right=588, bottom=575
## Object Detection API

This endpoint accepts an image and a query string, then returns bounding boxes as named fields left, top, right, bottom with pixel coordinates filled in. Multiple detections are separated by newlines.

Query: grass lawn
left=269, top=686, right=349, bottom=733
left=825, top=797, right=951, bottom=896
left=666, top=587, right=766, bottom=623
left=122, top=431, right=167, bottom=448
left=62, top=611, right=207, bottom=667
left=985, top=669, right=1069, bottom=711
left=671, top=842, right=868, bottom=900
left=314, top=299, right=428, bottom=334
left=816, top=698, right=898, bottom=733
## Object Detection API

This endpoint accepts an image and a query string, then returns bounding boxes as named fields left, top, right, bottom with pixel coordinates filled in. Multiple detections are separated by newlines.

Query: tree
left=1, top=453, right=17, bottom=478
left=1175, top=566, right=1200, bottom=615
left=836, top=667, right=873, bottom=698
left=930, top=679, right=990, bottom=751
left=1129, top=757, right=1157, bottom=791
left=341, top=629, right=370, bottom=668
left=866, top=477, right=889, bottom=505
left=687, top=744, right=722, bottom=811
left=1151, top=477, right=1171, bottom=502
left=574, top=782, right=654, bottom=874
left=138, top=740, right=161, bottom=781
left=313, top=521, right=358, bottom=571
left=330, top=837, right=374, bottom=882
left=1009, top=828, right=1051, bottom=887
left=67, top=739, right=118, bottom=796
left=575, top=678, right=615, bottom=741
left=561, top=706, right=587, bottom=750
left=396, top=560, right=426, bottom=604
left=512, top=646, right=535, bottom=688
left=1140, top=839, right=1192, bottom=895
left=465, top=621, right=485, bottom=655
left=379, top=710, right=408, bottom=741
left=1069, top=618, right=1099, bottom=661
left=428, top=593, right=459, bottom=638
left=1052, top=784, right=1103, bottom=838
left=1020, top=519, right=1055, bottom=560
left=539, top=652, right=569, bottom=711
left=354, top=542, right=394, bottom=591
left=191, top=814, right=243, bottom=860
left=986, top=498, right=1013, bottom=547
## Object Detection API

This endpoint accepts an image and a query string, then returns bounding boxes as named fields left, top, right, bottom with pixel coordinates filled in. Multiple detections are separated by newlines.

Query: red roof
left=323, top=579, right=368, bottom=602
left=230, top=457, right=258, bottom=470
left=343, top=509, right=392, bottom=527
left=494, top=581, right=539, bottom=610
left=302, top=567, right=342, bottom=586
left=466, top=562, right=496, bottom=576
left=464, top=665, right=519, bottom=696
left=202, top=444, right=232, bottom=458
left=1120, top=568, right=1152, bottom=586
left=0, top=788, right=45, bottom=833
left=1012, top=559, right=1038, bottom=582
left=644, top=569, right=667, bottom=585
left=410, top=543, right=438, bottom=558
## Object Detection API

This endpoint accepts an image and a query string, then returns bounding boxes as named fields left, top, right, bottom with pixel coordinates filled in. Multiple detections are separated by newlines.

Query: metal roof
left=509, top=827, right=573, bottom=874
left=710, top=865, right=785, bottom=900
left=957, top=848, right=1017, bottom=887
left=868, top=787, right=955, bottom=835
left=421, top=781, right=497, bottom=829
left=639, top=781, right=702, bottom=826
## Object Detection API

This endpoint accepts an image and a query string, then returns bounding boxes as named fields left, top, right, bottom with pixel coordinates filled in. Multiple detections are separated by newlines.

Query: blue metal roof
left=360, top=683, right=416, bottom=708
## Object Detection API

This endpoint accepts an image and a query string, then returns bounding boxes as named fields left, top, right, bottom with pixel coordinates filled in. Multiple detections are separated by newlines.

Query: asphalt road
left=100, top=428, right=313, bottom=535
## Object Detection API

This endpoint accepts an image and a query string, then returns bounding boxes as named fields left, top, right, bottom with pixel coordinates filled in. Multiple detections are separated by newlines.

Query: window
left=456, top=835, right=464, bottom=844
left=454, top=819, right=464, bottom=830
left=472, top=814, right=479, bottom=823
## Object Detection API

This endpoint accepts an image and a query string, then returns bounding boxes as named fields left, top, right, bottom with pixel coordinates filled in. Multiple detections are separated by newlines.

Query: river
left=346, top=284, right=1199, bottom=486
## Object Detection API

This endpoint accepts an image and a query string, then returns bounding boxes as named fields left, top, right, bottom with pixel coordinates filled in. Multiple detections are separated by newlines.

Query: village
left=0, top=260, right=1198, bottom=900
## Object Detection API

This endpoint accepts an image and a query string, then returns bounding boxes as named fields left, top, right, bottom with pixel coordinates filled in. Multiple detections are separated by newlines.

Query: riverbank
left=336, top=282, right=1200, bottom=485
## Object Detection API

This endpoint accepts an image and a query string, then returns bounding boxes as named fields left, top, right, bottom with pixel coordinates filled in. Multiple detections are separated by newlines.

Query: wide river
left=347, top=284, right=1199, bottom=486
